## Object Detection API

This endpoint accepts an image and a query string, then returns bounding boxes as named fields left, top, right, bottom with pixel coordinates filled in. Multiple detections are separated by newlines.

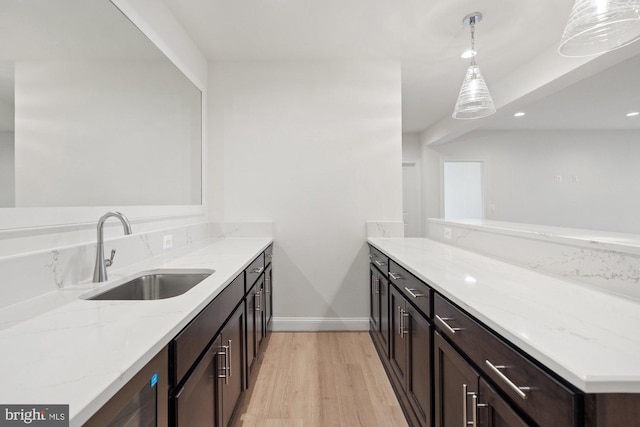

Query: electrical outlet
left=444, top=227, right=452, bottom=240
left=162, top=234, right=173, bottom=250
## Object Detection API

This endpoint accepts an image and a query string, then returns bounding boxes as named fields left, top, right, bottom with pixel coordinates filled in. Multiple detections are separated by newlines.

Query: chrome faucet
left=93, top=211, right=132, bottom=283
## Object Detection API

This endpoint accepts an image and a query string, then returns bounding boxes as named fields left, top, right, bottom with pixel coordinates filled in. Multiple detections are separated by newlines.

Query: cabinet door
left=175, top=339, right=218, bottom=427
left=264, top=264, right=273, bottom=331
left=219, top=305, right=245, bottom=427
left=406, top=304, right=432, bottom=427
left=246, top=286, right=256, bottom=380
left=369, top=264, right=380, bottom=333
left=479, top=378, right=531, bottom=427
left=434, top=331, right=479, bottom=427
left=389, top=285, right=408, bottom=387
left=378, top=273, right=389, bottom=356
left=255, top=275, right=265, bottom=351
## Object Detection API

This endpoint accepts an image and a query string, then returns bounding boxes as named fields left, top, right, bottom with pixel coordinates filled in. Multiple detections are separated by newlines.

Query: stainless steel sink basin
left=87, top=269, right=214, bottom=300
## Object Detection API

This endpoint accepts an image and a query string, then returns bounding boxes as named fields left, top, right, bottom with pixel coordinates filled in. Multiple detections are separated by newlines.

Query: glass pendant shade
left=452, top=63, right=496, bottom=119
left=559, top=0, right=640, bottom=57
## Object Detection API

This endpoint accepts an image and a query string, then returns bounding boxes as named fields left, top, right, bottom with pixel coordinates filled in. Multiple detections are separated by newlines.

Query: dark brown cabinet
left=174, top=340, right=216, bottom=426
left=88, top=246, right=274, bottom=427
left=85, top=347, right=169, bottom=427
left=434, top=294, right=578, bottom=427
left=218, top=305, right=245, bottom=427
left=434, top=331, right=531, bottom=427
left=390, top=285, right=409, bottom=387
left=246, top=275, right=265, bottom=379
left=173, top=303, right=244, bottom=427
left=479, top=378, right=531, bottom=427
left=389, top=283, right=432, bottom=427
left=434, top=331, right=480, bottom=427
left=370, top=243, right=640, bottom=427
left=370, top=244, right=433, bottom=427
left=405, top=303, right=431, bottom=427
left=264, top=263, right=273, bottom=332
left=369, top=263, right=389, bottom=355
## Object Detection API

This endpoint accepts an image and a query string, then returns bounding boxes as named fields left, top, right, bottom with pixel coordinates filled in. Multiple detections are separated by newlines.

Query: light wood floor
left=233, top=332, right=408, bottom=427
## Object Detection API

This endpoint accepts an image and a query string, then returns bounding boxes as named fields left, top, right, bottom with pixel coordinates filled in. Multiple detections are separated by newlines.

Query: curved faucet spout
left=93, top=211, right=133, bottom=283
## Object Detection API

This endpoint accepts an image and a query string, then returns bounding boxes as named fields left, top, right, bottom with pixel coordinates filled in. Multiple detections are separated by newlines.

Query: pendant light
left=559, top=0, right=640, bottom=57
left=452, top=12, right=496, bottom=120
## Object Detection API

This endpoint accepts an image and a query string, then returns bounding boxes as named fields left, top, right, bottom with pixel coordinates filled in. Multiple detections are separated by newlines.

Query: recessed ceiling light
left=626, top=111, right=639, bottom=117
left=460, top=49, right=477, bottom=59
left=514, top=112, right=526, bottom=117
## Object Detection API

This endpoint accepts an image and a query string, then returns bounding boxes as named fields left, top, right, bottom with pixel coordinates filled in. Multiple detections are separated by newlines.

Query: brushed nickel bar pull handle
left=402, top=309, right=409, bottom=338
left=374, top=260, right=387, bottom=267
left=251, top=267, right=264, bottom=274
left=369, top=253, right=376, bottom=259
left=485, top=360, right=530, bottom=400
left=398, top=306, right=402, bottom=337
left=265, top=276, right=270, bottom=294
left=436, top=315, right=465, bottom=334
left=389, top=272, right=402, bottom=280
left=404, top=287, right=424, bottom=298
left=462, top=384, right=476, bottom=427
left=217, top=348, right=228, bottom=383
left=227, top=339, right=232, bottom=378
left=462, top=384, right=468, bottom=427
left=471, top=393, right=478, bottom=427
left=255, top=291, right=262, bottom=311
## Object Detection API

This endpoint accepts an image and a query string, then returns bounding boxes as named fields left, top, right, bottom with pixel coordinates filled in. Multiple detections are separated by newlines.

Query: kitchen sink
left=87, top=269, right=214, bottom=300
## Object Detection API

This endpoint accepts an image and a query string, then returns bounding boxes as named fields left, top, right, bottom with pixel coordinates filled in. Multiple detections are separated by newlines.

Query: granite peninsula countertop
left=368, top=237, right=640, bottom=394
left=0, top=238, right=271, bottom=426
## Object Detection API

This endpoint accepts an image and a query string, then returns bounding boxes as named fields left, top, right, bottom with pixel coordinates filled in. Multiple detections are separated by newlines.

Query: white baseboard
left=271, top=317, right=369, bottom=332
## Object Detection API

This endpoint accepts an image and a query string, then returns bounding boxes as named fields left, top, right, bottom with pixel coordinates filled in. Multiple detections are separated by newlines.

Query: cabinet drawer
left=434, top=294, right=579, bottom=427
left=245, top=253, right=265, bottom=291
left=265, top=244, right=273, bottom=267
left=388, top=260, right=432, bottom=318
left=172, top=274, right=244, bottom=385
left=368, top=245, right=389, bottom=272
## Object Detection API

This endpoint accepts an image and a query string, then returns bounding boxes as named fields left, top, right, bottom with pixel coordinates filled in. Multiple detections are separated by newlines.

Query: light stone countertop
left=368, top=237, right=640, bottom=394
left=0, top=237, right=272, bottom=426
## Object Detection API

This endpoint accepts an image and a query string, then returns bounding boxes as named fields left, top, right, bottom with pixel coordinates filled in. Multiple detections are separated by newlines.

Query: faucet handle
left=105, top=249, right=116, bottom=267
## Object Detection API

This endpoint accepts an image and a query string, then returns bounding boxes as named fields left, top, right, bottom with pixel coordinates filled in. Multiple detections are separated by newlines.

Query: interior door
left=402, top=162, right=421, bottom=237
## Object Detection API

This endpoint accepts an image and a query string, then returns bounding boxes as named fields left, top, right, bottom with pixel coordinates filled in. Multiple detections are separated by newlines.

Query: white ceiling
left=164, top=0, right=576, bottom=133
left=483, top=52, right=640, bottom=130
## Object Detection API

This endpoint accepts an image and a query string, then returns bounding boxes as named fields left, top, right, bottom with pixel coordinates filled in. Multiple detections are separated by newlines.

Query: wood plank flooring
left=233, top=332, right=408, bottom=427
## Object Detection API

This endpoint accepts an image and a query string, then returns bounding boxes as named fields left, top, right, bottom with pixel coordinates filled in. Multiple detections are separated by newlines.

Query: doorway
left=442, top=161, right=483, bottom=220
left=402, top=162, right=421, bottom=237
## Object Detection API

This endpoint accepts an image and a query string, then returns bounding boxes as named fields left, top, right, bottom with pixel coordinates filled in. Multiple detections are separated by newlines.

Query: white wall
left=208, top=60, right=403, bottom=329
left=402, top=132, right=421, bottom=162
left=427, top=129, right=640, bottom=234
